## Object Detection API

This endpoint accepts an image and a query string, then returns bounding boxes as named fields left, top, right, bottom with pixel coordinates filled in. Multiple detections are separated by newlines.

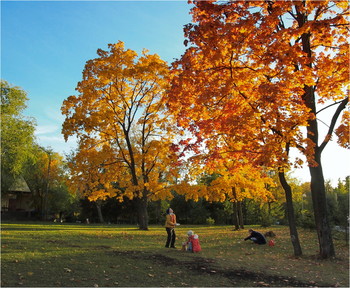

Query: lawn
left=1, top=222, right=348, bottom=287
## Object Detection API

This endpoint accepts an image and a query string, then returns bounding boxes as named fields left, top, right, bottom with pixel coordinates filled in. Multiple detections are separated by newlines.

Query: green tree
left=332, top=177, right=349, bottom=228
left=1, top=80, right=36, bottom=193
left=23, top=146, right=73, bottom=220
left=47, top=172, right=80, bottom=221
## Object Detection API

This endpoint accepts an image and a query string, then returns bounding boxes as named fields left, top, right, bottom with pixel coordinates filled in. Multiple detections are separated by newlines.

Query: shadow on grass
left=112, top=249, right=330, bottom=287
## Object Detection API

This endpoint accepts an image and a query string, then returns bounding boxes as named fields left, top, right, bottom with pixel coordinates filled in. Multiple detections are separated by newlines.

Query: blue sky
left=1, top=0, right=349, bottom=185
left=2, top=0, right=192, bottom=151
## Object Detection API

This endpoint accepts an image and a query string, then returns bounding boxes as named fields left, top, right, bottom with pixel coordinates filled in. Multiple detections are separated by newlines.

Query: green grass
left=1, top=222, right=348, bottom=287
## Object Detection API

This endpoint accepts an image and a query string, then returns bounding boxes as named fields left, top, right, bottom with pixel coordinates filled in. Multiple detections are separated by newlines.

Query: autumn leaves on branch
left=61, top=1, right=349, bottom=250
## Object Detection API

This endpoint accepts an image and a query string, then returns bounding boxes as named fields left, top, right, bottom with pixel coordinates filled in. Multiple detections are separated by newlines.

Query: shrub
left=206, top=217, right=215, bottom=225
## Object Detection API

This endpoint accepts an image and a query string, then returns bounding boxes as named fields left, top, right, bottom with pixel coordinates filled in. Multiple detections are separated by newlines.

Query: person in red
left=185, top=230, right=201, bottom=253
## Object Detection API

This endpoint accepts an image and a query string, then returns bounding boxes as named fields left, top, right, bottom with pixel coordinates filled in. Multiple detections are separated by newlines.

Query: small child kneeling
left=182, top=230, right=201, bottom=253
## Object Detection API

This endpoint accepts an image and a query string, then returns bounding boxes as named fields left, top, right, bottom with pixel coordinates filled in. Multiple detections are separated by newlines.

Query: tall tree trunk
left=304, top=97, right=347, bottom=258
left=238, top=201, right=244, bottom=229
left=136, top=196, right=149, bottom=230
left=302, top=86, right=336, bottom=258
left=232, top=201, right=240, bottom=230
left=279, top=169, right=303, bottom=257
left=296, top=6, right=339, bottom=259
left=232, top=187, right=240, bottom=230
left=309, top=154, right=335, bottom=258
left=96, top=201, right=104, bottom=223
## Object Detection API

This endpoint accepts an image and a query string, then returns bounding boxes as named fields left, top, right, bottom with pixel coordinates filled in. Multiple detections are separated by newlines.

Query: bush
left=206, top=217, right=215, bottom=225
left=298, top=210, right=316, bottom=229
left=259, top=209, right=273, bottom=227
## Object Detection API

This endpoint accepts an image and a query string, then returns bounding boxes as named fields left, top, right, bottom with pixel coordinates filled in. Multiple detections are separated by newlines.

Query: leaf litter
left=113, top=250, right=327, bottom=287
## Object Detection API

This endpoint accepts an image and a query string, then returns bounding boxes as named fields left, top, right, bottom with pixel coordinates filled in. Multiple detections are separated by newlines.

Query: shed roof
left=8, top=176, right=31, bottom=193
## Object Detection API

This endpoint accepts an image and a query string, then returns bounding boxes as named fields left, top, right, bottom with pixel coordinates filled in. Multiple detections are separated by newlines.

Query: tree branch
left=317, top=99, right=347, bottom=115
left=319, top=97, right=349, bottom=153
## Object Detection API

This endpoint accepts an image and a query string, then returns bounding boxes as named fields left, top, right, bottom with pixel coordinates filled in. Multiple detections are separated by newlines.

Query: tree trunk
left=232, top=201, right=240, bottom=230
left=232, top=187, right=240, bottom=230
left=309, top=156, right=335, bottom=258
left=279, top=170, right=303, bottom=257
left=302, top=85, right=336, bottom=258
left=296, top=6, right=338, bottom=259
left=96, top=201, right=104, bottom=223
left=238, top=201, right=244, bottom=229
left=136, top=196, right=149, bottom=230
left=303, top=85, right=336, bottom=258
left=304, top=97, right=347, bottom=258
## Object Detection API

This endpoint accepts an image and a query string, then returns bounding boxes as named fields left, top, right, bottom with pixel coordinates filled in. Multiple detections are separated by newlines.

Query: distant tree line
left=74, top=176, right=349, bottom=235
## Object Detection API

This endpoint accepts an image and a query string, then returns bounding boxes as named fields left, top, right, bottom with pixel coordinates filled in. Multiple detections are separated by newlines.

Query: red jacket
left=187, top=235, right=201, bottom=252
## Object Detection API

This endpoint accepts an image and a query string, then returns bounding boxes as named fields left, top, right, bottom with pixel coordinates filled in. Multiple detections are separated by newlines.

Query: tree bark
left=96, top=201, right=104, bottom=223
left=135, top=196, right=149, bottom=230
left=279, top=170, right=303, bottom=257
left=308, top=154, right=335, bottom=258
left=232, top=201, right=240, bottom=230
left=232, top=187, right=240, bottom=230
left=302, top=84, right=336, bottom=258
left=238, top=201, right=244, bottom=229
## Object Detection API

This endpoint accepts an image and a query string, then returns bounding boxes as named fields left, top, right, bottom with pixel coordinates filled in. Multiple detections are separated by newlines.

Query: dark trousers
left=165, top=227, right=176, bottom=247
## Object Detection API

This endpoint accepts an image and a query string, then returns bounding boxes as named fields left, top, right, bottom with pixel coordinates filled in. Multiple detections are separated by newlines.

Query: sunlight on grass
left=1, top=223, right=349, bottom=287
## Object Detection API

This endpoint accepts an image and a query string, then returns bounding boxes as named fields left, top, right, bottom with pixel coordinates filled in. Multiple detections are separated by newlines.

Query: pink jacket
left=187, top=235, right=201, bottom=252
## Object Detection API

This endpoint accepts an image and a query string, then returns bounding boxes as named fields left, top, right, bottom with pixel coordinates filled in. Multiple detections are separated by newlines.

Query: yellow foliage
left=62, top=41, right=179, bottom=203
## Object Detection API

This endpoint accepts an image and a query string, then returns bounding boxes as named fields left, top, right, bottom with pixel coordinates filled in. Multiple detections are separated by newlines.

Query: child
left=184, top=230, right=201, bottom=253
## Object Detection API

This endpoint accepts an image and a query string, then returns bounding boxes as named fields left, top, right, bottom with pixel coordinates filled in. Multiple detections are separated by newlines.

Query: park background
left=1, top=0, right=349, bottom=241
left=1, top=1, right=349, bottom=286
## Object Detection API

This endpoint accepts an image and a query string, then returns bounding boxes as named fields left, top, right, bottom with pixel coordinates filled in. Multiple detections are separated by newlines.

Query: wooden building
left=1, top=176, right=33, bottom=213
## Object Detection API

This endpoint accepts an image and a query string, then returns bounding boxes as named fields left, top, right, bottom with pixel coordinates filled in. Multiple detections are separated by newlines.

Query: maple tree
left=168, top=1, right=349, bottom=258
left=61, top=41, right=179, bottom=230
left=172, top=142, right=275, bottom=230
left=204, top=164, right=275, bottom=230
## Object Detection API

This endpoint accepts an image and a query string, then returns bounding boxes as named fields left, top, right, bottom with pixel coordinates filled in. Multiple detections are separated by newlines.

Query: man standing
left=165, top=208, right=177, bottom=248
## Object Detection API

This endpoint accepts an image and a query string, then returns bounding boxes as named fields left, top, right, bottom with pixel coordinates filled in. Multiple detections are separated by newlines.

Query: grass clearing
left=1, top=222, right=348, bottom=287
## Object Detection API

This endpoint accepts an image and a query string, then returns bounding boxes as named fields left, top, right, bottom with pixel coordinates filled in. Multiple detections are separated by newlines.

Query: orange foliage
left=335, top=110, right=350, bottom=149
left=167, top=0, right=349, bottom=178
left=62, top=41, right=179, bottom=202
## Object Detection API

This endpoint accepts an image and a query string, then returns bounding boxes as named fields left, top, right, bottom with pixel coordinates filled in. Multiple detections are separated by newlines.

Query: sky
left=1, top=0, right=349, bottom=186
